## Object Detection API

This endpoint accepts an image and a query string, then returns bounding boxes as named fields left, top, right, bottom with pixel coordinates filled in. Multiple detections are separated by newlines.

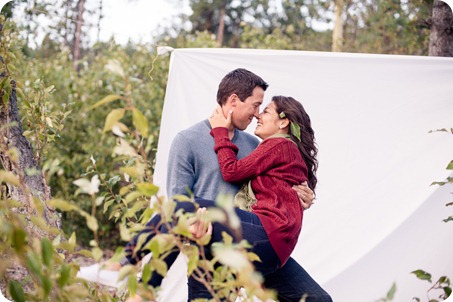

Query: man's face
left=231, top=86, right=264, bottom=130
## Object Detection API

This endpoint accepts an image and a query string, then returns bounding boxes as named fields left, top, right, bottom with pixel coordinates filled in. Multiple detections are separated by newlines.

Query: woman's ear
left=280, top=119, right=290, bottom=129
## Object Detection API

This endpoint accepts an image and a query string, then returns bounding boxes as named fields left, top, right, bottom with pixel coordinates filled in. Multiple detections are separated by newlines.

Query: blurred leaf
left=136, top=182, right=159, bottom=197
left=105, top=59, right=125, bottom=78
left=8, top=280, right=25, bottom=302
left=113, top=139, right=138, bottom=157
left=411, top=269, right=432, bottom=282
left=73, top=175, right=100, bottom=195
left=86, top=215, right=99, bottom=232
left=41, top=275, right=52, bottom=298
left=443, top=216, right=453, bottom=223
left=386, top=282, right=397, bottom=300
left=41, top=238, right=53, bottom=267
left=103, top=108, right=125, bottom=133
left=58, top=264, right=71, bottom=287
left=150, top=258, right=168, bottom=277
left=161, top=200, right=176, bottom=223
left=0, top=170, right=21, bottom=186
left=12, top=229, right=26, bottom=252
left=444, top=286, right=452, bottom=297
left=75, top=249, right=93, bottom=258
left=132, top=108, right=149, bottom=137
left=118, top=265, right=137, bottom=284
left=48, top=199, right=79, bottom=212
left=92, top=247, right=103, bottom=261
left=120, top=223, right=132, bottom=241
left=212, top=245, right=250, bottom=271
left=184, top=245, right=199, bottom=275
left=141, top=262, right=152, bottom=284
left=447, top=160, right=453, bottom=170
left=91, top=94, right=125, bottom=110
left=26, top=253, right=42, bottom=277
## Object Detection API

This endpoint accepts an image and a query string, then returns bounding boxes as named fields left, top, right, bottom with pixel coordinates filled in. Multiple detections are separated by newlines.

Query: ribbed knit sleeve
left=210, top=127, right=304, bottom=184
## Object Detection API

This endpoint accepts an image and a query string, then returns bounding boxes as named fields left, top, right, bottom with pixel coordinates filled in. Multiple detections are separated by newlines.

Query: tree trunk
left=96, top=0, right=104, bottom=43
left=332, top=0, right=344, bottom=52
left=217, top=5, right=226, bottom=46
left=72, top=0, right=86, bottom=71
left=0, top=25, right=61, bottom=236
left=429, top=0, right=453, bottom=56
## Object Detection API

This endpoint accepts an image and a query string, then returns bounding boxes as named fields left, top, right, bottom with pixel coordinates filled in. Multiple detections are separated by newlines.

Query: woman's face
left=254, top=102, right=283, bottom=140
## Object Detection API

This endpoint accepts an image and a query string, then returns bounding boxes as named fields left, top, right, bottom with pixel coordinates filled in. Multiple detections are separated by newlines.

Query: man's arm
left=166, top=133, right=196, bottom=198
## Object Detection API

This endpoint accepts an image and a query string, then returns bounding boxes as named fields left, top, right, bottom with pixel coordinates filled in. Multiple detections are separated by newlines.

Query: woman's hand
left=209, top=105, right=233, bottom=129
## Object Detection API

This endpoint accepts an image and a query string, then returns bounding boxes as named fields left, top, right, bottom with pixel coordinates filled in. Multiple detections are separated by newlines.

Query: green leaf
left=136, top=182, right=159, bottom=197
left=127, top=275, right=138, bottom=296
left=443, top=216, right=453, bottom=223
left=184, top=245, right=199, bottom=275
left=86, top=215, right=99, bottom=232
left=150, top=258, right=168, bottom=277
left=41, top=275, right=52, bottom=298
left=41, top=238, right=54, bottom=267
left=444, top=286, right=452, bottom=297
left=75, top=249, right=93, bottom=258
left=47, top=199, right=79, bottom=212
left=0, top=170, right=21, bottom=186
left=8, top=280, right=25, bottom=302
left=141, top=262, right=152, bottom=283
left=386, top=282, right=397, bottom=300
left=12, top=229, right=26, bottom=252
left=58, top=264, right=71, bottom=287
left=119, top=224, right=132, bottom=241
left=90, top=94, right=124, bottom=109
left=92, top=247, right=103, bottom=261
left=446, top=160, right=453, bottom=170
left=411, top=269, right=432, bottom=282
left=132, top=108, right=149, bottom=137
left=290, top=122, right=301, bottom=142
left=118, top=265, right=137, bottom=284
left=26, top=253, right=42, bottom=277
left=103, top=108, right=125, bottom=133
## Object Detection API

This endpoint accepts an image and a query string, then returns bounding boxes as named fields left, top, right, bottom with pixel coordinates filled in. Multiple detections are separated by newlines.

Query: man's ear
left=229, top=94, right=238, bottom=107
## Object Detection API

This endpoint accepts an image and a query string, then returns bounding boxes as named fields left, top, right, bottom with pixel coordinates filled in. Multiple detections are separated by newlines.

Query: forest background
left=0, top=0, right=452, bottom=301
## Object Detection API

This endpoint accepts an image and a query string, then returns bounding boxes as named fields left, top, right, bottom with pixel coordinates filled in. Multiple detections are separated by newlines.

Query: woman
left=208, top=95, right=317, bottom=270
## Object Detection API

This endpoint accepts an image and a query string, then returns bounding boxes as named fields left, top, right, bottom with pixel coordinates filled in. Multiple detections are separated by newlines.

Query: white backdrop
left=153, top=48, right=453, bottom=302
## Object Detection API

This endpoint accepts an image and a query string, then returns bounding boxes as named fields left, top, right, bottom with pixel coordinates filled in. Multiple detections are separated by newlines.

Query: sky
left=94, top=0, right=191, bottom=45
left=1, top=0, right=191, bottom=46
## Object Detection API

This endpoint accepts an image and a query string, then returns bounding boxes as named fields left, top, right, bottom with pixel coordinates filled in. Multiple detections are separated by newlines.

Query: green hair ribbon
left=279, top=112, right=301, bottom=142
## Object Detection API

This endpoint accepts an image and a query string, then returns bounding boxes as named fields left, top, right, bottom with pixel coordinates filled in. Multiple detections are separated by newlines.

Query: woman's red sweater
left=211, top=127, right=307, bottom=266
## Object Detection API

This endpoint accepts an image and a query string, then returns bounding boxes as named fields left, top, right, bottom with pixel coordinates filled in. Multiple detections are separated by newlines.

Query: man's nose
left=254, top=109, right=260, bottom=118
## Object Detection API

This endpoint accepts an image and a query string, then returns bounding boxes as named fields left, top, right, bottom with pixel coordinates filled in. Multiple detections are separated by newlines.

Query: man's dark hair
left=217, top=68, right=268, bottom=105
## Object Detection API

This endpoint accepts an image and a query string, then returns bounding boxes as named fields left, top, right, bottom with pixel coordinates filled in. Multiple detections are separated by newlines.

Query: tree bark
left=429, top=0, right=453, bottom=56
left=72, top=0, right=86, bottom=71
left=217, top=5, right=226, bottom=46
left=332, top=0, right=344, bottom=52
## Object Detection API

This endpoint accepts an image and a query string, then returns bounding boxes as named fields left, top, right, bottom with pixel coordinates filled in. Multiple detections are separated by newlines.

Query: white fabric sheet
left=150, top=48, right=453, bottom=302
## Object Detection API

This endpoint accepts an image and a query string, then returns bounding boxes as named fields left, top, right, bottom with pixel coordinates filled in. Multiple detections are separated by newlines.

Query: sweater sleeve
left=166, top=132, right=195, bottom=197
left=210, top=127, right=290, bottom=183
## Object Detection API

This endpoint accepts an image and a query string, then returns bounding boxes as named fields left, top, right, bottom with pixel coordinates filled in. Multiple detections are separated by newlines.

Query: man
left=123, top=68, right=331, bottom=301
